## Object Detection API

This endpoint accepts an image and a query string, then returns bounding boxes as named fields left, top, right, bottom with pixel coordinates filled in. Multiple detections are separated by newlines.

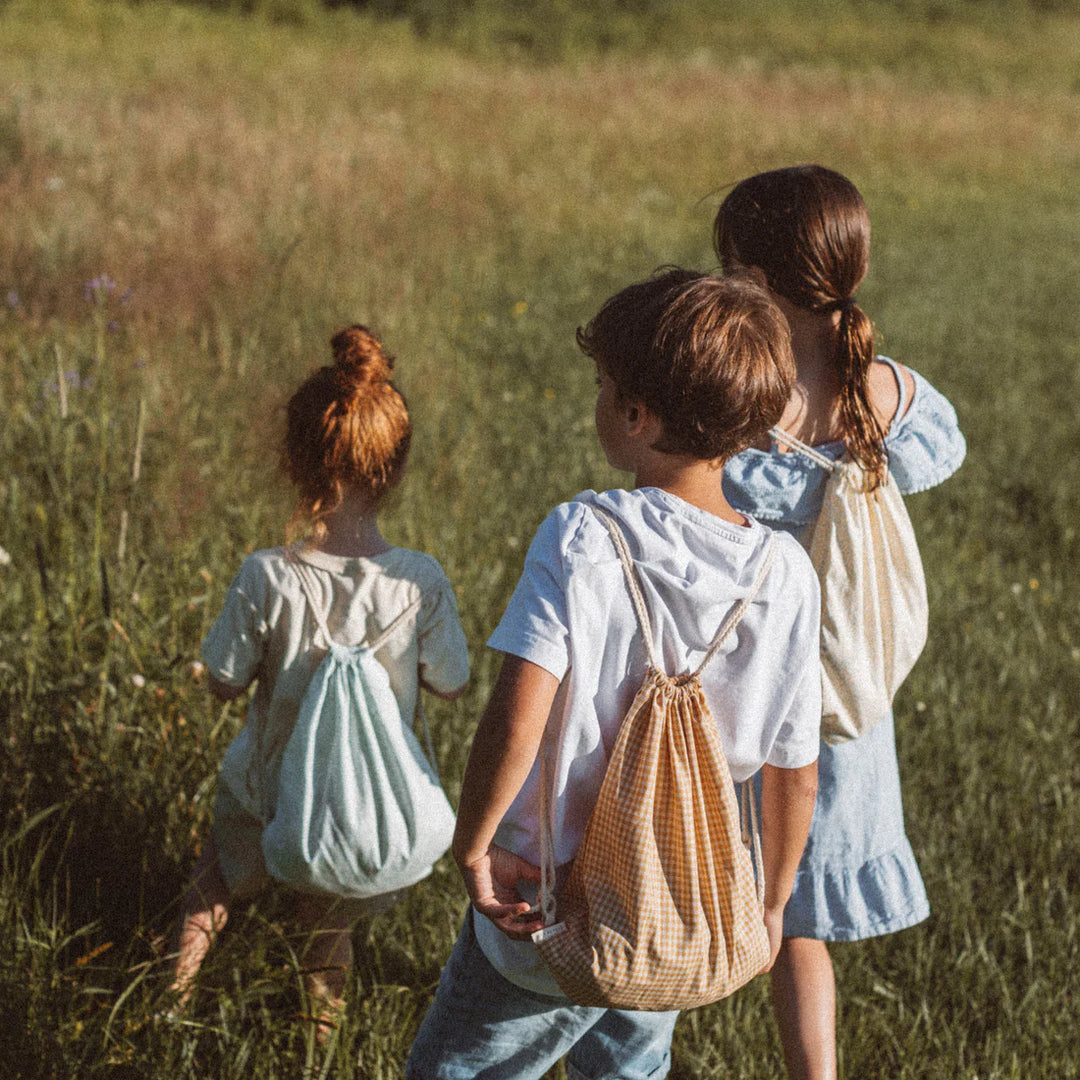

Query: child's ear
left=623, top=400, right=646, bottom=434
left=626, top=402, right=662, bottom=443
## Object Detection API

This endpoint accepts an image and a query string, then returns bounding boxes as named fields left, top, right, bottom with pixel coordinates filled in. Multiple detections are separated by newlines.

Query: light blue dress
left=723, top=358, right=965, bottom=940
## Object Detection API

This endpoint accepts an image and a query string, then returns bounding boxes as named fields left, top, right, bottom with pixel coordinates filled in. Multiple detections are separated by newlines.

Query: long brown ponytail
left=713, top=165, right=887, bottom=488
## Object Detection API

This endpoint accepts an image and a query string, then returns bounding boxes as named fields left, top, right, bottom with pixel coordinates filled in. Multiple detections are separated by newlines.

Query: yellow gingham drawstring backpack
left=769, top=426, right=928, bottom=745
left=532, top=507, right=774, bottom=1010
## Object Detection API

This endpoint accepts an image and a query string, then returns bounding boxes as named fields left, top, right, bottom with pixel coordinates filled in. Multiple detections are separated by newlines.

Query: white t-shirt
left=477, top=487, right=821, bottom=994
left=203, top=544, right=470, bottom=825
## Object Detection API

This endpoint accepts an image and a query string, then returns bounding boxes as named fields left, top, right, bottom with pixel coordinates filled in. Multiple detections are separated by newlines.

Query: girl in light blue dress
left=714, top=165, right=965, bottom=1080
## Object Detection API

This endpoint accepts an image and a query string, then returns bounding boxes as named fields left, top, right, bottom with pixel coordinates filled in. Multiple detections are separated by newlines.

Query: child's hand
left=459, top=844, right=544, bottom=941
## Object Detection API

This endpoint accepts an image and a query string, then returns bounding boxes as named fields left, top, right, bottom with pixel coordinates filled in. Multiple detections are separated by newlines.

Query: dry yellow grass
left=2, top=3, right=1076, bottom=340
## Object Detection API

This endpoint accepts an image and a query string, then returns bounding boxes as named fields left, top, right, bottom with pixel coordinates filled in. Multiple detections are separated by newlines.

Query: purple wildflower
left=41, top=370, right=95, bottom=401
left=84, top=275, right=118, bottom=302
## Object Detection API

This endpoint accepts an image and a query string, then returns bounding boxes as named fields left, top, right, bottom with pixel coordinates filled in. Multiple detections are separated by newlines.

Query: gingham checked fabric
left=533, top=509, right=774, bottom=1011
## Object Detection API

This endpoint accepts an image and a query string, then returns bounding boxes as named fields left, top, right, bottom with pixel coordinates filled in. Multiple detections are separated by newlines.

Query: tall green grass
left=1, top=0, right=1078, bottom=1076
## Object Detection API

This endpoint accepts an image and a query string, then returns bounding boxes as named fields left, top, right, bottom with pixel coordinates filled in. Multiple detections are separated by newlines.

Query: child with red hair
left=169, top=326, right=469, bottom=1031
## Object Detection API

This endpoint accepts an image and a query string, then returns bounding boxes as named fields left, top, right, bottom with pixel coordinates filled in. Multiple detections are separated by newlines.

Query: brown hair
left=283, top=325, right=411, bottom=542
left=713, top=164, right=886, bottom=487
left=577, top=268, right=794, bottom=462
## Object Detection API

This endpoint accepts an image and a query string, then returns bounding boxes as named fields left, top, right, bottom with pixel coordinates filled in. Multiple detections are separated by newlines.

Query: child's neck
left=315, top=492, right=391, bottom=559
left=633, top=456, right=748, bottom=528
left=774, top=298, right=844, bottom=443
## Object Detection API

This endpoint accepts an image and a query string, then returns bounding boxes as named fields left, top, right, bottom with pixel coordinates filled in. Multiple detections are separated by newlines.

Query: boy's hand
left=459, top=844, right=545, bottom=941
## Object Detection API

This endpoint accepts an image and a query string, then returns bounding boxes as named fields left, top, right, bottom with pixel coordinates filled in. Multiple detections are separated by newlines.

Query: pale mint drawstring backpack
left=260, top=559, right=456, bottom=897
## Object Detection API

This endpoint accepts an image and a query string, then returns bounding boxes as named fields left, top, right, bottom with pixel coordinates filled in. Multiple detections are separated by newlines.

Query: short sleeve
left=417, top=578, right=471, bottom=695
left=201, top=558, right=269, bottom=688
left=486, top=504, right=575, bottom=680
left=886, top=367, right=966, bottom=495
left=765, top=656, right=822, bottom=770
left=764, top=542, right=822, bottom=770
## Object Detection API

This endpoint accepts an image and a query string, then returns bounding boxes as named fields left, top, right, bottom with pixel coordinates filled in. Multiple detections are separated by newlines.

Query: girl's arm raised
left=759, top=761, right=819, bottom=968
left=452, top=654, right=558, bottom=940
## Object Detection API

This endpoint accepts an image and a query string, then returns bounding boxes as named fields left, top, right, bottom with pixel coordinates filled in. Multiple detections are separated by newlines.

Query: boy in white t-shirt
left=406, top=269, right=821, bottom=1080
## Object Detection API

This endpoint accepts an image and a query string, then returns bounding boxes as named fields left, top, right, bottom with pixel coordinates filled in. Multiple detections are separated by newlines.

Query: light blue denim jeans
left=405, top=909, right=679, bottom=1080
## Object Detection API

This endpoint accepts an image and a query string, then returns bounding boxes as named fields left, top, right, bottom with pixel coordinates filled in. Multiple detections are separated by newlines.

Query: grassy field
left=1, top=0, right=1078, bottom=1076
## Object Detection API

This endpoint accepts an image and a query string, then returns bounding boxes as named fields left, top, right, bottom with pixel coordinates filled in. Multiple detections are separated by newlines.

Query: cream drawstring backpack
left=260, top=559, right=456, bottom=897
left=770, top=426, right=928, bottom=745
left=532, top=508, right=773, bottom=1011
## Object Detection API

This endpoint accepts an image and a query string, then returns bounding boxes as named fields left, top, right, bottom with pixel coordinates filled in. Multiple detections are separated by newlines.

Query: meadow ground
left=0, top=1, right=1078, bottom=1076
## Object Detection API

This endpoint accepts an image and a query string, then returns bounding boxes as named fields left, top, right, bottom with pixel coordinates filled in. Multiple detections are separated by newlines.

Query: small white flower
left=130, top=673, right=146, bottom=689
left=0, top=546, right=10, bottom=567
left=190, top=661, right=206, bottom=679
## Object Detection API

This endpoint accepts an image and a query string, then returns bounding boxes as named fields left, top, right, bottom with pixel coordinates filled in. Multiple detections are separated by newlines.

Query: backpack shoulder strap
left=592, top=506, right=662, bottom=672
left=593, top=505, right=777, bottom=682
left=290, top=556, right=335, bottom=647
left=289, top=553, right=421, bottom=652
left=769, top=425, right=838, bottom=472
left=689, top=533, right=776, bottom=680
left=368, top=595, right=423, bottom=652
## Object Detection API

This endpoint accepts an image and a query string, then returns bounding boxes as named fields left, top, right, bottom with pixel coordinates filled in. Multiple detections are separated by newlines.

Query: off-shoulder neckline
left=741, top=358, right=919, bottom=459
